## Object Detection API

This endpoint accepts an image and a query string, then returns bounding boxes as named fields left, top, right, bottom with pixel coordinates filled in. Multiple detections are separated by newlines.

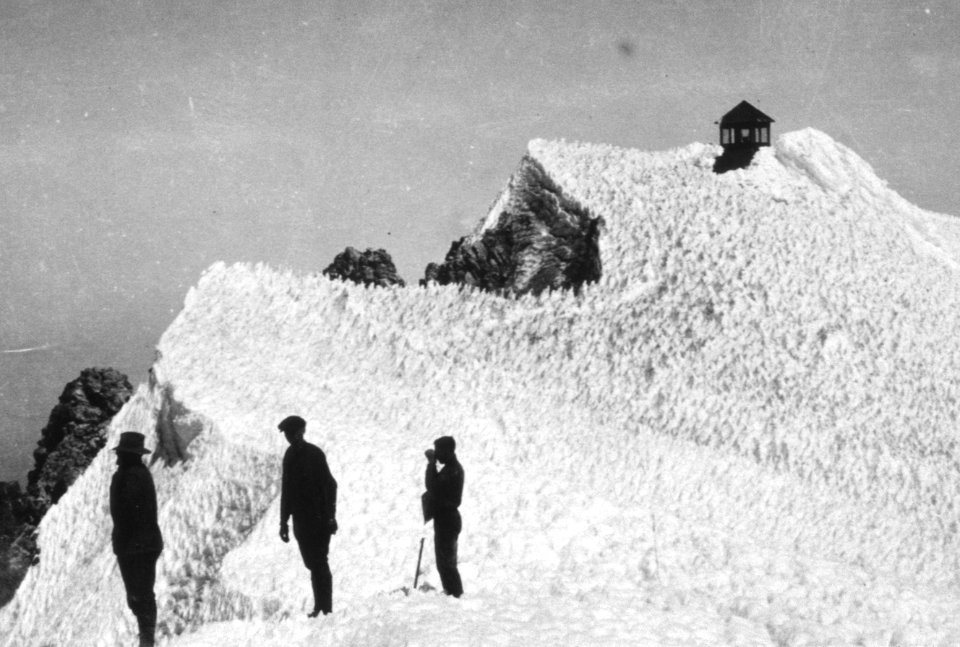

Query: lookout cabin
left=713, top=100, right=774, bottom=173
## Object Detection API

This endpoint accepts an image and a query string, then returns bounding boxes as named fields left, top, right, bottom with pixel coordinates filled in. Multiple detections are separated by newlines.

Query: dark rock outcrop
left=323, top=247, right=406, bottom=288
left=24, top=367, right=134, bottom=523
left=0, top=482, right=31, bottom=608
left=423, top=155, right=602, bottom=296
left=0, top=367, right=132, bottom=607
left=713, top=147, right=759, bottom=174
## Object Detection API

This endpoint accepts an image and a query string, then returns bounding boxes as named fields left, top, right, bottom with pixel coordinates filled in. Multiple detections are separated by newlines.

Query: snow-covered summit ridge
left=776, top=127, right=889, bottom=197
left=4, top=131, right=960, bottom=646
left=530, top=128, right=960, bottom=275
left=774, top=128, right=960, bottom=270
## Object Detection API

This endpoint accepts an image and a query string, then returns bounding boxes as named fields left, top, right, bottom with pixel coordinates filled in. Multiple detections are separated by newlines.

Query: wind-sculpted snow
left=4, top=130, right=960, bottom=646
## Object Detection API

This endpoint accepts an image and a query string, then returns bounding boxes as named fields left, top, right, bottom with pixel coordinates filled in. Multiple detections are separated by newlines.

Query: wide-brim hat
left=113, top=431, right=151, bottom=455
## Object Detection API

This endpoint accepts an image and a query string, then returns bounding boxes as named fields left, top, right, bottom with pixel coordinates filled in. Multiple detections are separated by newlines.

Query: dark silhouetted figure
left=713, top=100, right=775, bottom=173
left=278, top=415, right=338, bottom=617
left=423, top=436, right=464, bottom=597
left=110, top=431, right=163, bottom=647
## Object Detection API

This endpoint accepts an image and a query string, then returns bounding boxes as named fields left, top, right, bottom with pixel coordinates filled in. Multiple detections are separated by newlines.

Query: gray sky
left=1, top=0, right=957, bottom=481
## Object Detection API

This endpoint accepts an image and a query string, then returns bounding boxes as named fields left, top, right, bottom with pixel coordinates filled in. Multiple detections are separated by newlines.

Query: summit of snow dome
left=774, top=127, right=888, bottom=196
left=4, top=132, right=960, bottom=646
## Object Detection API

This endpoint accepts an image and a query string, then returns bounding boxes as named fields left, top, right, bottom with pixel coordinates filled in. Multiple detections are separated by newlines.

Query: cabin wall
left=720, top=125, right=770, bottom=147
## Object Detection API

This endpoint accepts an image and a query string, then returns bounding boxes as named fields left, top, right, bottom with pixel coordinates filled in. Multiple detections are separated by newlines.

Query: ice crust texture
left=4, top=129, right=960, bottom=646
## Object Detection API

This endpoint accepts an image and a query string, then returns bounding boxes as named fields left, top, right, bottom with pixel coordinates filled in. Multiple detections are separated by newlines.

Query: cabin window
left=740, top=127, right=751, bottom=143
left=759, top=128, right=768, bottom=144
left=721, top=129, right=730, bottom=145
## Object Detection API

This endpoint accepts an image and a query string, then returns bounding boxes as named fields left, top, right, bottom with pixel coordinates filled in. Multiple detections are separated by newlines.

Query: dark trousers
left=295, top=523, right=333, bottom=614
left=117, top=551, right=160, bottom=644
left=434, top=521, right=463, bottom=597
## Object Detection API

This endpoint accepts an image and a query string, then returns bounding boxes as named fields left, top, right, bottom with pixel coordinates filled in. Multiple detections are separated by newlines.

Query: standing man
left=423, top=436, right=464, bottom=597
left=110, top=431, right=164, bottom=647
left=278, top=415, right=338, bottom=617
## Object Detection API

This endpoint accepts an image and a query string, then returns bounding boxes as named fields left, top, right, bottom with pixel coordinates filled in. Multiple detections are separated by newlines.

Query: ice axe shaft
left=412, top=537, right=425, bottom=590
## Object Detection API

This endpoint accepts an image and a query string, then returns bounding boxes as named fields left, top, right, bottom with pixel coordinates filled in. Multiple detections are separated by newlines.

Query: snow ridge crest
left=5, top=130, right=960, bottom=646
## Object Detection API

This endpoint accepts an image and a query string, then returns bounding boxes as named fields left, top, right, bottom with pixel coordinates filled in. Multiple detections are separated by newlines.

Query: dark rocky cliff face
left=24, top=367, right=133, bottom=522
left=423, top=155, right=602, bottom=296
left=0, top=367, right=132, bottom=607
left=323, top=247, right=406, bottom=288
left=713, top=146, right=759, bottom=174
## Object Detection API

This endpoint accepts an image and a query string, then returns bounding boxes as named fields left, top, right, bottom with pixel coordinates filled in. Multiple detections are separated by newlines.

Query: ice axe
left=412, top=491, right=433, bottom=591
left=412, top=536, right=425, bottom=590
left=388, top=537, right=427, bottom=597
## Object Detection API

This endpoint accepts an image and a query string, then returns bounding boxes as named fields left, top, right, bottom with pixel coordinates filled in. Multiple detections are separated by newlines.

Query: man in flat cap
left=278, top=415, right=338, bottom=617
left=110, top=431, right=163, bottom=647
left=423, top=435, right=464, bottom=597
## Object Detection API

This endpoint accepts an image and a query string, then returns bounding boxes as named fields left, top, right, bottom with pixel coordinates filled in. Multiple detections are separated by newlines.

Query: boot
left=310, top=567, right=332, bottom=616
left=138, top=627, right=155, bottom=646
left=137, top=613, right=156, bottom=646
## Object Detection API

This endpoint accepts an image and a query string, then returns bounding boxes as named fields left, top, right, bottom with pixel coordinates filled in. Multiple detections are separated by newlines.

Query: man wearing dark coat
left=110, top=431, right=164, bottom=647
left=278, top=415, right=338, bottom=617
left=423, top=435, right=464, bottom=597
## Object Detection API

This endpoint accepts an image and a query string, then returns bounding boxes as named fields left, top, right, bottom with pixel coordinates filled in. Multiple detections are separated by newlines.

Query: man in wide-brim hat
left=109, top=431, right=163, bottom=647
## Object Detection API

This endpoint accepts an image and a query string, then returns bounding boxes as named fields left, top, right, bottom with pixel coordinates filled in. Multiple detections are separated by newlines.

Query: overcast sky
left=1, top=0, right=957, bottom=481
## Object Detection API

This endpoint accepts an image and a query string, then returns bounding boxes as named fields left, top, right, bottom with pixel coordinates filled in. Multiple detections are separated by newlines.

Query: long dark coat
left=424, top=456, right=464, bottom=531
left=281, top=440, right=337, bottom=533
left=110, top=462, right=164, bottom=556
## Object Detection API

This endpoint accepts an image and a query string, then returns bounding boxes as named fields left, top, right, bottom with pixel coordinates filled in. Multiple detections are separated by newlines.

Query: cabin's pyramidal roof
left=719, top=100, right=775, bottom=125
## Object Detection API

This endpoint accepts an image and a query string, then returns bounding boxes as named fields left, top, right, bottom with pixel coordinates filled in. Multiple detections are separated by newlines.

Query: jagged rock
left=25, top=367, right=133, bottom=522
left=0, top=481, right=32, bottom=607
left=0, top=367, right=132, bottom=607
left=323, top=247, right=406, bottom=288
left=423, top=155, right=602, bottom=296
left=0, top=484, right=22, bottom=543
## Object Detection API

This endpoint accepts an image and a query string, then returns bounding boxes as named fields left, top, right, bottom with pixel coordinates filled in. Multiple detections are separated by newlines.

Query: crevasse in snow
left=3, top=130, right=960, bottom=647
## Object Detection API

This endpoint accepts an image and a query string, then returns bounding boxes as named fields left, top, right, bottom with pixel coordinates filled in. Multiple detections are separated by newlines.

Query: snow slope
left=4, top=130, right=960, bottom=646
